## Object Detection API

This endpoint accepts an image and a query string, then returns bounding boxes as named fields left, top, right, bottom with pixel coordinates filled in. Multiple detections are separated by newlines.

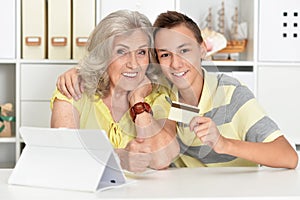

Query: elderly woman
left=50, top=10, right=179, bottom=173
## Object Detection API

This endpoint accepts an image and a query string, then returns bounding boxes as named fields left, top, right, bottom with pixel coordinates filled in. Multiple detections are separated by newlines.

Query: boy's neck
left=178, top=74, right=204, bottom=107
left=178, top=85, right=202, bottom=107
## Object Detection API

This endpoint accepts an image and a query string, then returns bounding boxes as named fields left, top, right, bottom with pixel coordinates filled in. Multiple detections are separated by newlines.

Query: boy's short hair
left=153, top=11, right=204, bottom=45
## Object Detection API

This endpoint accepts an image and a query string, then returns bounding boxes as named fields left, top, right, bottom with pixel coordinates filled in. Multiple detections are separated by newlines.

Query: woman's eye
left=117, top=49, right=127, bottom=55
left=137, top=49, right=146, bottom=55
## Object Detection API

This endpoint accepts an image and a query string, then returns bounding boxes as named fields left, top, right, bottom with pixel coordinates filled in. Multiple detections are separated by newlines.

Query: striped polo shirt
left=170, top=69, right=283, bottom=167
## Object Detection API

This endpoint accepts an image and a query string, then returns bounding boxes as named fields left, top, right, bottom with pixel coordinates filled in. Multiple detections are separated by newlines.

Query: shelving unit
left=256, top=0, right=300, bottom=145
left=0, top=0, right=299, bottom=168
left=0, top=0, right=17, bottom=168
left=0, top=0, right=78, bottom=167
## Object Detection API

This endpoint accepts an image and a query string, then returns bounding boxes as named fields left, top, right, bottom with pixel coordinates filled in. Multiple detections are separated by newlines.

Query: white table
left=1, top=167, right=300, bottom=200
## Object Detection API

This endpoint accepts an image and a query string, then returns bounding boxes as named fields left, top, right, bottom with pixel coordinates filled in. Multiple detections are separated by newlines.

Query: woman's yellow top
left=50, top=85, right=171, bottom=149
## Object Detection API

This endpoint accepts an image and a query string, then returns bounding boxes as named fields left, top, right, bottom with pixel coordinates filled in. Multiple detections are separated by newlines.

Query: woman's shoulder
left=51, top=88, right=100, bottom=109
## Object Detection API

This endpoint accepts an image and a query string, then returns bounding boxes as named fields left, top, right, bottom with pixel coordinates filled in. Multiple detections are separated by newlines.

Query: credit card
left=168, top=101, right=200, bottom=124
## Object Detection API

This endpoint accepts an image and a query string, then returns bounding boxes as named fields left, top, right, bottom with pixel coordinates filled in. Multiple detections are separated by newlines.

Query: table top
left=1, top=167, right=300, bottom=200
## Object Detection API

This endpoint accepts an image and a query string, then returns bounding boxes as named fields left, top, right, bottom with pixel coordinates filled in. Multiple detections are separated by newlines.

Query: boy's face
left=154, top=24, right=206, bottom=90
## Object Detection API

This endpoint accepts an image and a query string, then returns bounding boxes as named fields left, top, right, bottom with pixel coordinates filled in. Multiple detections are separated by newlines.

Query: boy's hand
left=56, top=67, right=84, bottom=101
left=116, top=139, right=151, bottom=173
left=189, top=116, right=225, bottom=153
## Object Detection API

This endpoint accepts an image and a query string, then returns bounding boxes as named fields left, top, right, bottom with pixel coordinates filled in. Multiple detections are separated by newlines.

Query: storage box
left=0, top=103, right=15, bottom=137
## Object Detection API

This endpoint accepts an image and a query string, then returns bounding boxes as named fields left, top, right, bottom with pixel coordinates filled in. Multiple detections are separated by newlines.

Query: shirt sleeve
left=50, top=88, right=86, bottom=113
left=231, top=85, right=283, bottom=143
left=50, top=88, right=73, bottom=109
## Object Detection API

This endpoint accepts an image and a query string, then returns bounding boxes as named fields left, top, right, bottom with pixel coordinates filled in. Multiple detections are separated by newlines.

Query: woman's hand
left=128, top=77, right=152, bottom=106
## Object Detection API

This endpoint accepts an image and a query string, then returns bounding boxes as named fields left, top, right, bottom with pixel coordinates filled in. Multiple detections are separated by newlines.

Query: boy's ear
left=200, top=42, right=207, bottom=59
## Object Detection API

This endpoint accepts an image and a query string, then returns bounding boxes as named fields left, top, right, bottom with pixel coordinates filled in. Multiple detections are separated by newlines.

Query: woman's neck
left=103, top=87, right=130, bottom=122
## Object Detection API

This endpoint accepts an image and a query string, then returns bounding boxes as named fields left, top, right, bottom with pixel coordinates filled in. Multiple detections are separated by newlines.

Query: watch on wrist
left=130, top=102, right=153, bottom=122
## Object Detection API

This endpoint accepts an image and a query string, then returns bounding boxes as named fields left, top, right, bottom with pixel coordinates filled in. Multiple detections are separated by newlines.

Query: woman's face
left=108, top=29, right=150, bottom=92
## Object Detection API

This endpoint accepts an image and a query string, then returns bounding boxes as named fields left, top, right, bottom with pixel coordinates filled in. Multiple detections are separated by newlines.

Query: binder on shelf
left=73, top=0, right=95, bottom=60
left=48, top=0, right=71, bottom=60
left=22, top=0, right=46, bottom=59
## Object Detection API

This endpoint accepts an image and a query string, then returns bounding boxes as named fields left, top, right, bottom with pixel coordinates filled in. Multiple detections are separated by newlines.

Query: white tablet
left=8, top=127, right=127, bottom=192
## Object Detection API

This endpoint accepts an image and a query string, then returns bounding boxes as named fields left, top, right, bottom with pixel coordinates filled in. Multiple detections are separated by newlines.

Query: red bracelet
left=130, top=102, right=153, bottom=122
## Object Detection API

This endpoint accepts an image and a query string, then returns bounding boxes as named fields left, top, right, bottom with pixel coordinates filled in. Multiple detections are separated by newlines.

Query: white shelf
left=20, top=59, right=79, bottom=64
left=0, top=59, right=17, bottom=64
left=0, top=137, right=16, bottom=143
left=203, top=60, right=254, bottom=67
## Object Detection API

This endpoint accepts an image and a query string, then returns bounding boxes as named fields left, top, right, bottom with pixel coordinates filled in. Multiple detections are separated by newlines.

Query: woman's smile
left=122, top=71, right=139, bottom=78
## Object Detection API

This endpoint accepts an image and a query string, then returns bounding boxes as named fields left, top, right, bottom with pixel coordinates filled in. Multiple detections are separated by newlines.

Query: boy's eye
left=160, top=53, right=170, bottom=58
left=180, top=49, right=190, bottom=54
